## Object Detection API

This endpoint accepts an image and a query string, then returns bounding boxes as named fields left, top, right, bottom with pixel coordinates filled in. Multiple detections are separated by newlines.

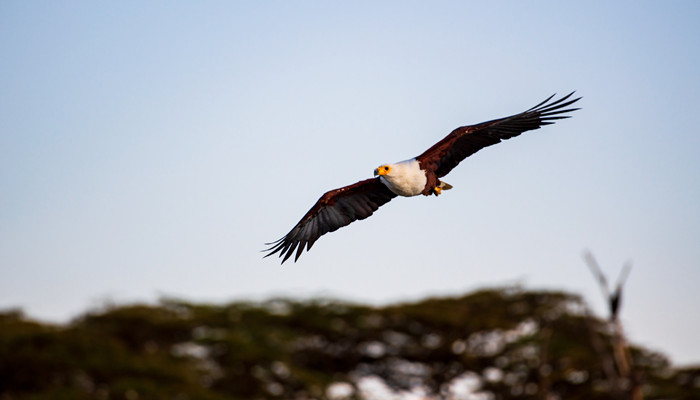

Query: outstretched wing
left=416, top=92, right=581, bottom=178
left=264, top=177, right=397, bottom=264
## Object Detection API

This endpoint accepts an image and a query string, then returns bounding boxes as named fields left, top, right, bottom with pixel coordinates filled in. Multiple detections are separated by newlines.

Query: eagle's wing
left=416, top=92, right=581, bottom=178
left=264, top=177, right=397, bottom=263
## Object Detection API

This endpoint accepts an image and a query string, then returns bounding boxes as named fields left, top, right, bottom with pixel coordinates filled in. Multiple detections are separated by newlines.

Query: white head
left=373, top=159, right=426, bottom=197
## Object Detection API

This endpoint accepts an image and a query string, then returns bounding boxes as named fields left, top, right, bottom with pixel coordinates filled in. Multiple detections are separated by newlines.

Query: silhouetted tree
left=1, top=288, right=697, bottom=400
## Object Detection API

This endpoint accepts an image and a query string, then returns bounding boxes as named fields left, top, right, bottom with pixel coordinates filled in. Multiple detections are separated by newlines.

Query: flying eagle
left=265, top=92, right=581, bottom=263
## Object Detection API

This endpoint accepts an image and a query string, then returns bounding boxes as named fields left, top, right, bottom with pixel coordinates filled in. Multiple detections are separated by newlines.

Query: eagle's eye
left=384, top=166, right=390, bottom=171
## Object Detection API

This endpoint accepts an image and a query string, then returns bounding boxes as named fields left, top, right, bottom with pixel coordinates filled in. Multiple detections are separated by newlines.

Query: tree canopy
left=1, top=288, right=698, bottom=400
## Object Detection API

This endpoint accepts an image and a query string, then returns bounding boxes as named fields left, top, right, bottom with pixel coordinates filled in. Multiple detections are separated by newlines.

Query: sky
left=1, top=2, right=699, bottom=365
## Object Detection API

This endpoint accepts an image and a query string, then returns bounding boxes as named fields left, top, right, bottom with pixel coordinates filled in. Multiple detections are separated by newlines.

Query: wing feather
left=264, top=177, right=397, bottom=263
left=416, top=92, right=581, bottom=178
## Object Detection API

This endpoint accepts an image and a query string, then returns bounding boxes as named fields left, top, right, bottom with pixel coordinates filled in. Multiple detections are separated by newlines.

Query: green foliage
left=0, top=288, right=697, bottom=399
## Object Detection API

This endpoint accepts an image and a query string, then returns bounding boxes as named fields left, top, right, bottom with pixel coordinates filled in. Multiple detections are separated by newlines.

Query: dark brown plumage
left=264, top=92, right=581, bottom=263
left=264, top=178, right=397, bottom=263
left=415, top=92, right=581, bottom=193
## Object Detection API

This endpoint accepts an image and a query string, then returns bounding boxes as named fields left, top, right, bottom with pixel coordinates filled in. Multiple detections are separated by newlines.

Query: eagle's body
left=265, top=93, right=581, bottom=263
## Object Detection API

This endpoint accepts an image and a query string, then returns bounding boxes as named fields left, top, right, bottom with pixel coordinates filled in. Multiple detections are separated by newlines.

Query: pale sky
left=1, top=2, right=699, bottom=365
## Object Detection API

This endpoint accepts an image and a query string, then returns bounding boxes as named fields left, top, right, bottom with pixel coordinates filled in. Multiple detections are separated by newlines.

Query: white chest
left=379, top=158, right=427, bottom=197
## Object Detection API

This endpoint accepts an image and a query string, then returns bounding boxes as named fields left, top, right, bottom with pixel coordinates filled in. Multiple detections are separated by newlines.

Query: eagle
left=264, top=92, right=581, bottom=263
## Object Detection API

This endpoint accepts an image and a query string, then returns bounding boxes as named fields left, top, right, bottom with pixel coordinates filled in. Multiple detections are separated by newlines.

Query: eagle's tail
left=432, top=180, right=453, bottom=196
left=438, top=181, right=453, bottom=191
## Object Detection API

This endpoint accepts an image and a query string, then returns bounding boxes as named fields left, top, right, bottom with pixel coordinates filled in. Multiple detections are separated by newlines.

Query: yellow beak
left=375, top=166, right=389, bottom=176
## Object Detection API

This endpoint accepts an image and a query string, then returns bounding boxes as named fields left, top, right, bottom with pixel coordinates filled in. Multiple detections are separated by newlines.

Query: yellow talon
left=434, top=187, right=442, bottom=196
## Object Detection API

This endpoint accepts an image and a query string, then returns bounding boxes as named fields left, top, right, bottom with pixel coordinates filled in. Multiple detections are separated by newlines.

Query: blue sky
left=1, top=2, right=699, bottom=365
